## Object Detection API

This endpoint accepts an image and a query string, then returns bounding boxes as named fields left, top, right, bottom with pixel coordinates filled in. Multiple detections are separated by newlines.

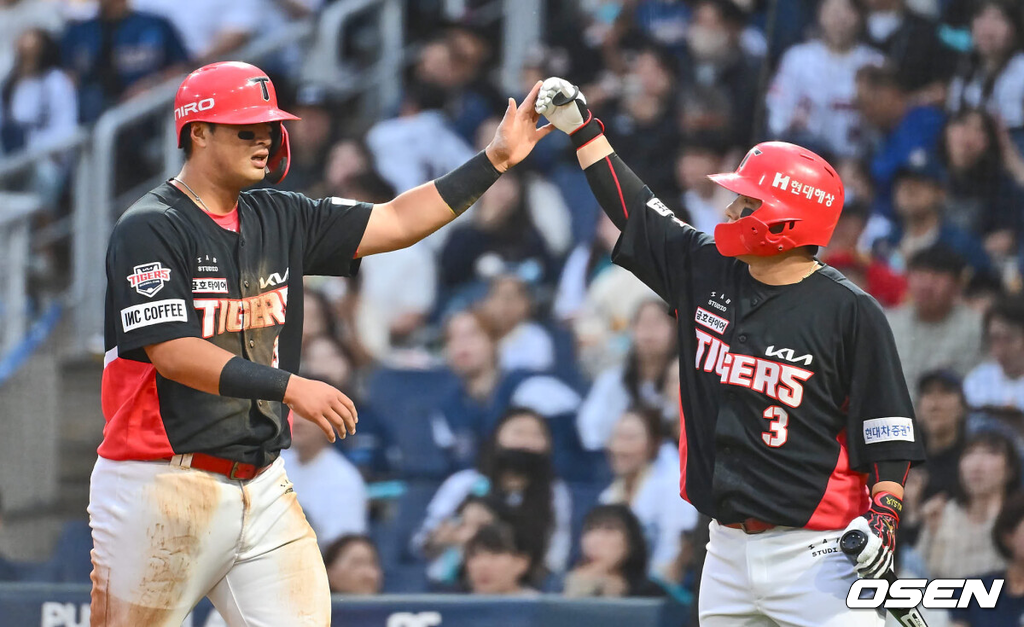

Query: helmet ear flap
left=266, top=123, right=291, bottom=184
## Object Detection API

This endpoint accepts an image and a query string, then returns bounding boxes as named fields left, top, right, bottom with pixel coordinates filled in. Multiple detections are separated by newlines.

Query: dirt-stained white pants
left=699, top=520, right=886, bottom=627
left=87, top=455, right=330, bottom=627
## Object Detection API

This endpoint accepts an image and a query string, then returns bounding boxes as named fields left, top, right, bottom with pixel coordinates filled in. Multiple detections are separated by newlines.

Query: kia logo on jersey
left=127, top=262, right=172, bottom=298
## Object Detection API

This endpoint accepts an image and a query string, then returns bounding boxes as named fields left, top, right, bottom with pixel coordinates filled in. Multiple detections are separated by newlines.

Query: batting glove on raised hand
left=535, top=77, right=604, bottom=148
left=844, top=491, right=903, bottom=578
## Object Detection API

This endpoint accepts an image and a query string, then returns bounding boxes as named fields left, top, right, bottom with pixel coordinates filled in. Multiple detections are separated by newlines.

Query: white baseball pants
left=699, top=520, right=886, bottom=627
left=87, top=455, right=330, bottom=627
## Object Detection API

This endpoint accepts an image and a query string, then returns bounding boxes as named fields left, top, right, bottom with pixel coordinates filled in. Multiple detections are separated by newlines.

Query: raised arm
left=535, top=77, right=654, bottom=232
left=356, top=81, right=554, bottom=257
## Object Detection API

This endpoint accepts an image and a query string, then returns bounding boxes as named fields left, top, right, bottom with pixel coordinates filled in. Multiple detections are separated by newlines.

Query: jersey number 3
left=762, top=406, right=789, bottom=447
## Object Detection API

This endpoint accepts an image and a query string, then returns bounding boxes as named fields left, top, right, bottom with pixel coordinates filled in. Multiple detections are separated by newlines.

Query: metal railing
left=0, top=194, right=41, bottom=357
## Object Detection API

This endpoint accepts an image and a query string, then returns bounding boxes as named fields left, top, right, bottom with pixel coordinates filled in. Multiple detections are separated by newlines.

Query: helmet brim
left=707, top=172, right=769, bottom=203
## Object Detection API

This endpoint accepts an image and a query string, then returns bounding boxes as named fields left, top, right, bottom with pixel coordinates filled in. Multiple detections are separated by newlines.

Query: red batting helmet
left=173, top=61, right=299, bottom=184
left=708, top=141, right=844, bottom=257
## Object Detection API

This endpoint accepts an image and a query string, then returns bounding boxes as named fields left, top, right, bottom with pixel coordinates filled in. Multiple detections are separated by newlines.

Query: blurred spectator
left=301, top=287, right=341, bottom=349
left=855, top=64, right=946, bottom=218
left=673, top=137, right=732, bottom=234
left=324, top=534, right=383, bottom=595
left=605, top=44, right=681, bottom=195
left=413, top=408, right=573, bottom=581
left=479, top=274, right=555, bottom=372
left=766, top=0, right=884, bottom=157
left=280, top=403, right=368, bottom=548
left=947, top=0, right=1024, bottom=131
left=277, top=84, right=335, bottom=195
left=0, top=28, right=78, bottom=205
left=563, top=504, right=664, bottom=598
left=821, top=202, right=907, bottom=307
left=938, top=108, right=1024, bottom=253
left=61, top=0, right=189, bottom=123
left=0, top=0, right=64, bottom=81
left=600, top=408, right=698, bottom=573
left=880, top=157, right=992, bottom=273
left=650, top=528, right=696, bottom=607
left=964, top=271, right=1006, bottom=314
left=473, top=116, right=574, bottom=258
left=422, top=495, right=501, bottom=588
left=463, top=522, right=539, bottom=596
left=132, top=0, right=255, bottom=63
left=949, top=494, right=1024, bottom=627
left=322, top=138, right=373, bottom=198
left=965, top=296, right=1024, bottom=410
left=578, top=300, right=679, bottom=451
left=862, top=0, right=956, bottom=98
left=916, top=370, right=969, bottom=500
left=366, top=81, right=475, bottom=194
left=886, top=246, right=982, bottom=388
left=677, top=0, right=761, bottom=146
left=676, top=85, right=735, bottom=141
left=439, top=171, right=554, bottom=294
left=554, top=211, right=621, bottom=322
left=917, top=429, right=1020, bottom=578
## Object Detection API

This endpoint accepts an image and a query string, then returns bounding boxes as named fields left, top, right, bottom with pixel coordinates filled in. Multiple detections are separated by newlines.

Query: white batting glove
left=843, top=516, right=895, bottom=579
left=535, top=77, right=591, bottom=135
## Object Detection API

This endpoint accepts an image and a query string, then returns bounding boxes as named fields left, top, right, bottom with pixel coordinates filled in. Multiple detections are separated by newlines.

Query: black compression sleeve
left=219, top=356, right=291, bottom=401
left=434, top=150, right=502, bottom=215
left=584, top=152, right=648, bottom=230
left=868, top=460, right=912, bottom=487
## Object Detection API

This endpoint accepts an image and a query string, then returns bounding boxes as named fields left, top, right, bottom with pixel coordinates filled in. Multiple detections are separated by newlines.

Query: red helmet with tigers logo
left=708, top=141, right=844, bottom=257
left=173, top=61, right=299, bottom=184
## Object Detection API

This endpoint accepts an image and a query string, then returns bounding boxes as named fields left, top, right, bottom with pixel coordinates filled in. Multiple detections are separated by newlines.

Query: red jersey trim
left=805, top=429, right=869, bottom=530
left=99, top=349, right=174, bottom=460
left=677, top=393, right=689, bottom=503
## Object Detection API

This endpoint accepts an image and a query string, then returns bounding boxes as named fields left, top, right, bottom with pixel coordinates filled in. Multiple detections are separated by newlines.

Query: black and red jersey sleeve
left=105, top=209, right=202, bottom=360
left=844, top=292, right=926, bottom=469
left=292, top=194, right=373, bottom=276
left=611, top=186, right=716, bottom=307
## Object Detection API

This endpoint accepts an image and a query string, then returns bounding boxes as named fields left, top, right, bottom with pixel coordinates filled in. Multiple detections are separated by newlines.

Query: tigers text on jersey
left=613, top=192, right=925, bottom=529
left=101, top=182, right=372, bottom=467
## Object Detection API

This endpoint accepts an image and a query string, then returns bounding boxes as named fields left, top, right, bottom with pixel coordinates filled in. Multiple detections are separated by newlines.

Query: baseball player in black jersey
left=89, top=61, right=553, bottom=626
left=537, top=78, right=926, bottom=626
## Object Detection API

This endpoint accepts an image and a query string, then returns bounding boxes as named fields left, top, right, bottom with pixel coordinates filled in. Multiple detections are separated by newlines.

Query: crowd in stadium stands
left=8, top=0, right=1024, bottom=622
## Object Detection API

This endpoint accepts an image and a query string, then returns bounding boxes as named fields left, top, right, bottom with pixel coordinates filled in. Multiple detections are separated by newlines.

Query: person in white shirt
left=948, top=1, right=1024, bottom=130
left=480, top=274, right=554, bottom=372
left=578, top=300, right=679, bottom=451
left=965, top=296, right=1024, bottom=410
left=132, top=0, right=256, bottom=62
left=766, top=0, right=885, bottom=157
left=673, top=139, right=735, bottom=235
left=366, top=81, right=476, bottom=195
left=599, top=408, right=698, bottom=574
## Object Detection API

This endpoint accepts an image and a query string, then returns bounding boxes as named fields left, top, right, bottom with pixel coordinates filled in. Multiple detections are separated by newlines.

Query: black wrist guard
left=434, top=150, right=502, bottom=215
left=570, top=114, right=605, bottom=150
left=219, top=356, right=290, bottom=401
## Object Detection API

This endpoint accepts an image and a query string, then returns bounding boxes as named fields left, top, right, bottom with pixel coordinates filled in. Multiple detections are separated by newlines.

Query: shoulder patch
left=863, top=417, right=915, bottom=444
left=127, top=262, right=172, bottom=297
left=121, top=299, right=188, bottom=332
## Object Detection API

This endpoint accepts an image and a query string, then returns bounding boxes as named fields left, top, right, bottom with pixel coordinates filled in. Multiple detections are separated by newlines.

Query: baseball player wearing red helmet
left=89, top=61, right=552, bottom=626
left=537, top=78, right=925, bottom=626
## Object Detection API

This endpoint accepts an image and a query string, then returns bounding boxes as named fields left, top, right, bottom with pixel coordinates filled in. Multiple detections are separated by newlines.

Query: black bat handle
left=840, top=529, right=931, bottom=627
left=841, top=530, right=868, bottom=557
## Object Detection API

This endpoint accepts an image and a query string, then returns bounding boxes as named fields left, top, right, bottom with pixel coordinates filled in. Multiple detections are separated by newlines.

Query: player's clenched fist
left=535, top=77, right=592, bottom=134
left=284, top=375, right=358, bottom=442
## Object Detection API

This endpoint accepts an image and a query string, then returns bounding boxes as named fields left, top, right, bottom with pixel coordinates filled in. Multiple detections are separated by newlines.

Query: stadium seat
left=566, top=482, right=607, bottom=568
left=43, top=519, right=93, bottom=583
left=364, top=368, right=460, bottom=480
left=370, top=479, right=441, bottom=594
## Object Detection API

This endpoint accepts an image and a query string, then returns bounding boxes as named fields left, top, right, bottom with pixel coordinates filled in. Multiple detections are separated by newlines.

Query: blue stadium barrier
left=0, top=583, right=687, bottom=627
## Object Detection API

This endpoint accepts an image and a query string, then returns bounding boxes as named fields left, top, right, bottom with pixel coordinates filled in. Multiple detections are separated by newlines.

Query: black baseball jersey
left=613, top=188, right=926, bottom=529
left=100, top=181, right=371, bottom=466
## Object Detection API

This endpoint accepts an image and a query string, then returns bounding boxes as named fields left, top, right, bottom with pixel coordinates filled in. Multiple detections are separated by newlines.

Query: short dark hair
left=986, top=295, right=1024, bottom=335
left=993, top=493, right=1024, bottom=559
left=855, top=64, right=902, bottom=91
left=322, top=534, right=378, bottom=569
left=181, top=123, right=216, bottom=159
left=917, top=369, right=964, bottom=398
left=465, top=521, right=523, bottom=558
left=906, top=245, right=966, bottom=278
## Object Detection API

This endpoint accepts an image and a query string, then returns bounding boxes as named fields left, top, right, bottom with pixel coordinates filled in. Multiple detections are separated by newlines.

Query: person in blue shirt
left=855, top=64, right=946, bottom=219
left=61, top=0, right=189, bottom=123
left=875, top=153, right=993, bottom=274
left=950, top=494, right=1024, bottom=627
